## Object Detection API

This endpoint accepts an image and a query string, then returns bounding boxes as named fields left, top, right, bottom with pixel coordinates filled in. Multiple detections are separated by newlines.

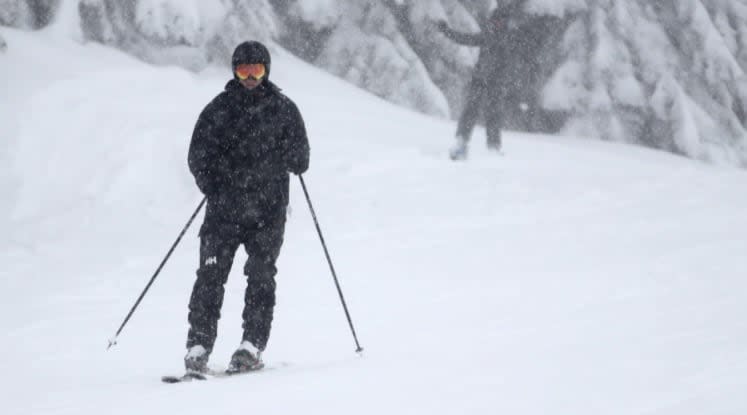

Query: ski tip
left=161, top=372, right=208, bottom=383
left=161, top=376, right=182, bottom=384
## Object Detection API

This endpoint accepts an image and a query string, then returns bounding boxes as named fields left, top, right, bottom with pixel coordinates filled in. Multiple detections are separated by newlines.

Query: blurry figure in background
left=185, top=41, right=310, bottom=375
left=437, top=0, right=528, bottom=160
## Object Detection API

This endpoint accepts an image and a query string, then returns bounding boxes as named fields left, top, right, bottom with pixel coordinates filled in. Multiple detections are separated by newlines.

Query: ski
left=161, top=362, right=288, bottom=384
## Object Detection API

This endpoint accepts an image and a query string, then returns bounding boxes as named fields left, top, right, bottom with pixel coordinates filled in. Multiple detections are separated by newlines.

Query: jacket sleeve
left=188, top=98, right=230, bottom=195
left=440, top=25, right=486, bottom=46
left=282, top=100, right=310, bottom=175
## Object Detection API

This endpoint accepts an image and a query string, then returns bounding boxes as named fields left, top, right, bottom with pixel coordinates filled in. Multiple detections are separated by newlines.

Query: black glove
left=436, top=20, right=449, bottom=32
left=195, top=173, right=220, bottom=197
left=285, top=154, right=308, bottom=175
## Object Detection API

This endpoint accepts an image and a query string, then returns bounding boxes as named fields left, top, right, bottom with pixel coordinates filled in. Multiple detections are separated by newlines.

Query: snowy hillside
left=3, top=26, right=747, bottom=415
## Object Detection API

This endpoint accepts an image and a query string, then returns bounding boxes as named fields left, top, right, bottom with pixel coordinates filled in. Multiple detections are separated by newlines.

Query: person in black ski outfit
left=437, top=1, right=529, bottom=160
left=184, top=40, right=310, bottom=374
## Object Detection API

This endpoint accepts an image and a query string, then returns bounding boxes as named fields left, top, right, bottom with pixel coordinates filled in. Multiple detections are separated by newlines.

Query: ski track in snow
left=2, top=27, right=747, bottom=415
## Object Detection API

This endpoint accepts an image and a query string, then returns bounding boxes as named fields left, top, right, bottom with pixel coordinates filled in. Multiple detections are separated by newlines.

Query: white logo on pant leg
left=205, top=256, right=218, bottom=266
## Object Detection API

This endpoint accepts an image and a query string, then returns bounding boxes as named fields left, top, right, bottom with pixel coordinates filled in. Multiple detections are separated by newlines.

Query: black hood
left=231, top=41, right=272, bottom=80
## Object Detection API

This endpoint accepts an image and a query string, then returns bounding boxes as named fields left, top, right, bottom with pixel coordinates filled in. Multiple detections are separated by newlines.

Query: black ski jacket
left=440, top=21, right=530, bottom=86
left=188, top=79, right=310, bottom=229
left=439, top=3, right=552, bottom=87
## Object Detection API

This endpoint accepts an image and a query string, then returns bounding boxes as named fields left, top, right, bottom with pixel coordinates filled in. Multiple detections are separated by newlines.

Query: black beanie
left=231, top=41, right=272, bottom=79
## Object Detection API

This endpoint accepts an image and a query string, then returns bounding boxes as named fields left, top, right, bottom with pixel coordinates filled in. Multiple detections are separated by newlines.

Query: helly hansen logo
left=205, top=256, right=218, bottom=266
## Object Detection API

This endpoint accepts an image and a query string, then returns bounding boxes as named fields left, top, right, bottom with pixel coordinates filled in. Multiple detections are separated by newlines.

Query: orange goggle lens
left=235, top=63, right=266, bottom=80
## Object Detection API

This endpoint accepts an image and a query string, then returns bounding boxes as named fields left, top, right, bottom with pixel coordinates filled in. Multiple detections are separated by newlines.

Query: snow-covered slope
left=2, top=27, right=747, bottom=415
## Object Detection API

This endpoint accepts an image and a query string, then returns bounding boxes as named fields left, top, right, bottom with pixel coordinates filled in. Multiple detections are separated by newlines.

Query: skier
left=437, top=1, right=528, bottom=160
left=184, top=40, right=310, bottom=375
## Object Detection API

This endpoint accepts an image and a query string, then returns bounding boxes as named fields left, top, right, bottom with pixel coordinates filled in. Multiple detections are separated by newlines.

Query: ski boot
left=227, top=341, right=264, bottom=374
left=449, top=135, right=469, bottom=160
left=184, top=345, right=209, bottom=378
left=487, top=140, right=502, bottom=153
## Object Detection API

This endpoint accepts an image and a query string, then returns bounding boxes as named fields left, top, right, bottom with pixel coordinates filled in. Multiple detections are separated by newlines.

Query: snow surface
left=2, top=26, right=747, bottom=415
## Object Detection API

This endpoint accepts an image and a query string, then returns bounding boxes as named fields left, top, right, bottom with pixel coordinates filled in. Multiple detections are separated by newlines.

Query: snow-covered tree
left=544, top=0, right=747, bottom=165
left=0, top=0, right=58, bottom=29
left=382, top=0, right=481, bottom=118
left=77, top=0, right=277, bottom=70
left=315, top=2, right=450, bottom=116
left=270, top=0, right=451, bottom=116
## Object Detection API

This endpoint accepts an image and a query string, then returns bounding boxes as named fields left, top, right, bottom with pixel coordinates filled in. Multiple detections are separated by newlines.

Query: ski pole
left=298, top=175, right=363, bottom=353
left=107, top=196, right=207, bottom=350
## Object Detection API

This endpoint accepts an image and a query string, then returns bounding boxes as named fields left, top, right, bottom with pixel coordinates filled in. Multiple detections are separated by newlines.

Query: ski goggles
left=235, top=63, right=266, bottom=81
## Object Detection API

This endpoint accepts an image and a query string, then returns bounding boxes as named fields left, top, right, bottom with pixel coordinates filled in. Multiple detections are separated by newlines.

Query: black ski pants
left=455, top=76, right=503, bottom=147
left=186, top=213, right=285, bottom=354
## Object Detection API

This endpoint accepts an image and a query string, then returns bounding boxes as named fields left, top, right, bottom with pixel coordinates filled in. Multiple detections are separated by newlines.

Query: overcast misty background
left=3, top=0, right=747, bottom=167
